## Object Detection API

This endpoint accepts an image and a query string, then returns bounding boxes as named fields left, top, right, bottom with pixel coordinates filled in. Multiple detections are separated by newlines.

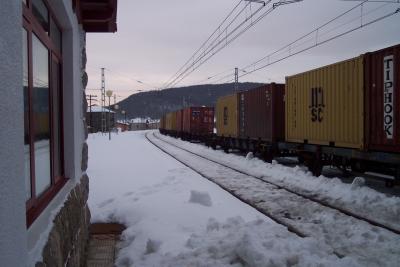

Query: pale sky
left=86, top=0, right=400, bottom=101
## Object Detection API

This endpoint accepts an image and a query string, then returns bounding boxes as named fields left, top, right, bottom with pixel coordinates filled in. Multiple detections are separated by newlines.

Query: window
left=23, top=0, right=65, bottom=227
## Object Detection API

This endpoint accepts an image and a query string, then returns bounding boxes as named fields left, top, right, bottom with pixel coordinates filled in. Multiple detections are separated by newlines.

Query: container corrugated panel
left=183, top=107, right=214, bottom=135
left=239, top=84, right=285, bottom=142
left=165, top=113, right=173, bottom=130
left=286, top=56, right=364, bottom=149
left=365, top=44, right=400, bottom=153
left=216, top=94, right=239, bottom=137
left=159, top=115, right=165, bottom=129
left=171, top=111, right=178, bottom=131
left=176, top=109, right=183, bottom=132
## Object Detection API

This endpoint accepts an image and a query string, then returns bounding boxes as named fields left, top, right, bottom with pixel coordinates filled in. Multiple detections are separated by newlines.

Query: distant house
left=116, top=121, right=130, bottom=132
left=86, top=105, right=115, bottom=133
left=129, top=118, right=160, bottom=131
left=0, top=1, right=118, bottom=266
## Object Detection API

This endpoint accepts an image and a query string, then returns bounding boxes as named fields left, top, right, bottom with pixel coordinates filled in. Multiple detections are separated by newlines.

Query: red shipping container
left=183, top=107, right=214, bottom=135
left=176, top=109, right=183, bottom=132
left=365, top=44, right=400, bottom=153
left=238, top=83, right=285, bottom=142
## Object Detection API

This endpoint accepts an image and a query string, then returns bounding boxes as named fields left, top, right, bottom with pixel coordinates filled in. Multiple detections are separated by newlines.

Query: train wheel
left=350, top=160, right=366, bottom=173
left=312, top=161, right=323, bottom=177
left=303, top=152, right=322, bottom=177
left=261, top=148, right=273, bottom=163
left=385, top=179, right=395, bottom=188
left=298, top=154, right=305, bottom=164
left=211, top=142, right=217, bottom=150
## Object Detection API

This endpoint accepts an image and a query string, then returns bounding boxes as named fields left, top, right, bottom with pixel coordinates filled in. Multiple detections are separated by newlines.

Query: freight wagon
left=159, top=43, right=400, bottom=185
left=181, top=107, right=214, bottom=141
left=283, top=44, right=400, bottom=181
left=214, top=84, right=286, bottom=160
left=160, top=107, right=215, bottom=141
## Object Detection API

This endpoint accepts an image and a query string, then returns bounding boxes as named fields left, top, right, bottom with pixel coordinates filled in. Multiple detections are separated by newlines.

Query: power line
left=162, top=0, right=247, bottom=89
left=212, top=1, right=399, bottom=84
left=164, top=0, right=303, bottom=90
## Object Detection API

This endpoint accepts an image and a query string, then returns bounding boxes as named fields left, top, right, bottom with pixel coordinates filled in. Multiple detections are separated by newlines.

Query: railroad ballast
left=159, top=43, right=400, bottom=184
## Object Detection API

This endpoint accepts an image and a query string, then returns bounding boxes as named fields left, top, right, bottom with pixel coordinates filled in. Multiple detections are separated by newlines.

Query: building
left=86, top=105, right=116, bottom=133
left=115, top=121, right=130, bottom=132
left=0, top=1, right=118, bottom=266
left=129, top=118, right=160, bottom=131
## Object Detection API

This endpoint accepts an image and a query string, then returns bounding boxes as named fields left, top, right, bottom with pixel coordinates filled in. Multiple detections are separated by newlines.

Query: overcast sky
left=86, top=0, right=400, bottom=101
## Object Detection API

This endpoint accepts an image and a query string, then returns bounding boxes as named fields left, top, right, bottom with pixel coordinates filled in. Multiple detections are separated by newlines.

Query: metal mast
left=234, top=67, right=239, bottom=92
left=101, top=68, right=106, bottom=133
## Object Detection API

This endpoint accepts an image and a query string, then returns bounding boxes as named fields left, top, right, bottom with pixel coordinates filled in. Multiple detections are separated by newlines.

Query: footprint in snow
left=189, top=190, right=213, bottom=207
left=123, top=191, right=134, bottom=197
left=97, top=198, right=114, bottom=208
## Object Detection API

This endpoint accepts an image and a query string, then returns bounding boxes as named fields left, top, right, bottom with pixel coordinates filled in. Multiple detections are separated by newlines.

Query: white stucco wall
left=0, top=0, right=86, bottom=265
left=0, top=1, right=29, bottom=266
left=27, top=0, right=87, bottom=264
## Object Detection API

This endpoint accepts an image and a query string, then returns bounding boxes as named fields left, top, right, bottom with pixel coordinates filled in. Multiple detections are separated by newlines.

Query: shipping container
left=238, top=84, right=285, bottom=142
left=165, top=112, right=177, bottom=131
left=176, top=109, right=183, bottom=132
left=216, top=94, right=239, bottom=137
left=159, top=115, right=165, bottom=130
left=285, top=56, right=364, bottom=149
left=364, top=44, right=400, bottom=153
left=182, top=107, right=214, bottom=135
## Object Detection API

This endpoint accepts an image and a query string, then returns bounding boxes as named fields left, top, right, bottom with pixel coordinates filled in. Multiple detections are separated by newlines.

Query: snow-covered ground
left=155, top=132, right=400, bottom=231
left=87, top=131, right=363, bottom=266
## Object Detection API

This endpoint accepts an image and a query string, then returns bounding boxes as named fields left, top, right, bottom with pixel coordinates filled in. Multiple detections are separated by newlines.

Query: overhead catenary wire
left=164, top=0, right=304, bottom=90
left=211, top=1, right=399, bottom=84
left=162, top=0, right=264, bottom=89
left=161, top=0, right=247, bottom=89
left=163, top=1, right=304, bottom=89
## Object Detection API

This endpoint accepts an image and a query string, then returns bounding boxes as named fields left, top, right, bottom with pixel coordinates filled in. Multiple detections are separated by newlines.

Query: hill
left=115, top=83, right=263, bottom=119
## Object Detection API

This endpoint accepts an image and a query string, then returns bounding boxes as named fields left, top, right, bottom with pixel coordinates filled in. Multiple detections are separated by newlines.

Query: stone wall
left=35, top=175, right=90, bottom=267
left=35, top=29, right=91, bottom=267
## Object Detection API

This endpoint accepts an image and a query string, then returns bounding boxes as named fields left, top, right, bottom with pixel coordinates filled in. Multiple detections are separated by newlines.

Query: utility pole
left=86, top=94, right=98, bottom=131
left=101, top=68, right=106, bottom=134
left=234, top=67, right=239, bottom=92
left=106, top=90, right=113, bottom=140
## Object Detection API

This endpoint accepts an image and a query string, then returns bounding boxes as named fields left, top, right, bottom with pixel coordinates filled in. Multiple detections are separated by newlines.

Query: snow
left=155, top=132, right=400, bottom=231
left=87, top=105, right=115, bottom=113
left=129, top=117, right=159, bottom=123
left=189, top=190, right=213, bottom=207
left=87, top=131, right=360, bottom=266
left=150, top=132, right=400, bottom=266
left=87, top=130, right=400, bottom=266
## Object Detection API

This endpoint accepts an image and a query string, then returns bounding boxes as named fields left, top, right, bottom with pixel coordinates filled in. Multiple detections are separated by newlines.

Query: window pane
left=51, top=59, right=62, bottom=179
left=32, top=0, right=49, bottom=34
left=32, top=34, right=51, bottom=196
left=50, top=17, right=61, bottom=52
left=23, top=29, right=31, bottom=200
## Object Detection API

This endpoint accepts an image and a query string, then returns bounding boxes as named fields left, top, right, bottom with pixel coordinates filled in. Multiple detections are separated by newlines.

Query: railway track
left=152, top=132, right=400, bottom=235
left=146, top=132, right=306, bottom=238
left=146, top=131, right=400, bottom=265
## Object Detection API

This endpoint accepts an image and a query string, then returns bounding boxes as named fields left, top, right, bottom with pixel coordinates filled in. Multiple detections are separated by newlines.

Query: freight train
left=159, top=44, right=400, bottom=185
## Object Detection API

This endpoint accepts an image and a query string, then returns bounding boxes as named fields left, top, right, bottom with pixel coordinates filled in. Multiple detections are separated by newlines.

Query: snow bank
left=116, top=217, right=359, bottom=267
